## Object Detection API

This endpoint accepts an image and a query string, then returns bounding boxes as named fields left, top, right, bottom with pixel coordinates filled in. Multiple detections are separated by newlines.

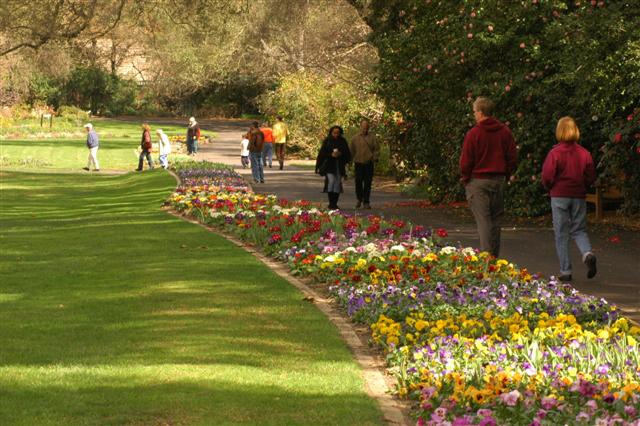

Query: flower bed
left=168, top=161, right=640, bottom=426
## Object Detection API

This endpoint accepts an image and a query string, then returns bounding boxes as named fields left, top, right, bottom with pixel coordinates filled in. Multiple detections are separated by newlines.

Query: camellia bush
left=353, top=0, right=640, bottom=216
left=169, top=161, right=640, bottom=425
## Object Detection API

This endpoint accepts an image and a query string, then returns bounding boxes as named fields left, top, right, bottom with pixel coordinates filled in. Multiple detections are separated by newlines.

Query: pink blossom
left=576, top=412, right=590, bottom=422
left=520, top=42, right=526, bottom=48
left=499, top=389, right=521, bottom=406
left=487, top=25, right=494, bottom=32
left=477, top=409, right=493, bottom=418
left=467, top=33, right=473, bottom=39
left=614, top=133, right=622, bottom=143
left=541, top=396, right=557, bottom=410
left=505, top=85, right=511, bottom=92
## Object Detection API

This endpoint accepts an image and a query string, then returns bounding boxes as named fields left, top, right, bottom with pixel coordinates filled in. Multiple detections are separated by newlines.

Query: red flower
left=608, top=236, right=621, bottom=244
left=613, top=133, right=623, bottom=143
left=436, top=228, right=448, bottom=238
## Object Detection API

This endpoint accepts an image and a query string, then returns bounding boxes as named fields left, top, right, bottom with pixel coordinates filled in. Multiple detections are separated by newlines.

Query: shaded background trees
left=1, top=0, right=639, bottom=215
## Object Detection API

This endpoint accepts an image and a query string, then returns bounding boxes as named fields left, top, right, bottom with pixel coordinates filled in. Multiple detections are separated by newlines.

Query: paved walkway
left=154, top=118, right=640, bottom=322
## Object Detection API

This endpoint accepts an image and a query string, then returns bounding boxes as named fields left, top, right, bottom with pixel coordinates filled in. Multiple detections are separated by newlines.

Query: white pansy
left=439, top=246, right=457, bottom=255
left=461, top=247, right=476, bottom=257
left=390, top=245, right=406, bottom=252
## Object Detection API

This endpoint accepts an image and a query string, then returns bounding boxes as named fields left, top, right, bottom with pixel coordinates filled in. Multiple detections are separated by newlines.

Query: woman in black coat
left=315, top=126, right=351, bottom=210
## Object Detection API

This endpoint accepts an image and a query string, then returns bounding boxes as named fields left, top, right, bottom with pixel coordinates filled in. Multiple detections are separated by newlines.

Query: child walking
left=240, top=133, right=250, bottom=168
left=542, top=117, right=597, bottom=282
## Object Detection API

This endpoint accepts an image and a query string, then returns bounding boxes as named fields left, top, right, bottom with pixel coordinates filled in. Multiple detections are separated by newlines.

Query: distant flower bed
left=169, top=161, right=640, bottom=426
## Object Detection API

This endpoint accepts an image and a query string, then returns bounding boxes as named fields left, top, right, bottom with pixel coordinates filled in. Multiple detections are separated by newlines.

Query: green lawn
left=0, top=169, right=383, bottom=425
left=0, top=118, right=214, bottom=171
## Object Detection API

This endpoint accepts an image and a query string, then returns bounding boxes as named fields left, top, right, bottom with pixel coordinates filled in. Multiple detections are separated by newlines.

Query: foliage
left=63, top=66, right=138, bottom=115
left=352, top=0, right=640, bottom=216
left=601, top=109, right=640, bottom=215
left=258, top=71, right=382, bottom=158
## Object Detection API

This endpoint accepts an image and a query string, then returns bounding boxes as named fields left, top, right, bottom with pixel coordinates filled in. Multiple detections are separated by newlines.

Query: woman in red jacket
left=541, top=117, right=597, bottom=282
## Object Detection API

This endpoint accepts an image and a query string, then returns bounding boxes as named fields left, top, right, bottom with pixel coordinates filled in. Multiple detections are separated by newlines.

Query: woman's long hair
left=326, top=125, right=344, bottom=138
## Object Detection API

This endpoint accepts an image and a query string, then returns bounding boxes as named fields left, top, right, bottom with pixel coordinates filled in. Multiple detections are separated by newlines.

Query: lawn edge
left=163, top=168, right=410, bottom=425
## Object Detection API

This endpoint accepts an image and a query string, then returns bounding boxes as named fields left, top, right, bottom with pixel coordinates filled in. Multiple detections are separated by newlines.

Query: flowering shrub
left=601, top=109, right=640, bottom=215
left=355, top=1, right=640, bottom=216
left=169, top=161, right=640, bottom=425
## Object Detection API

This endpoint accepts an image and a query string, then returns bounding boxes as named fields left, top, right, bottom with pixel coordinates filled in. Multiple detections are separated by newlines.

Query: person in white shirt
left=156, top=129, right=172, bottom=169
left=240, top=133, right=250, bottom=168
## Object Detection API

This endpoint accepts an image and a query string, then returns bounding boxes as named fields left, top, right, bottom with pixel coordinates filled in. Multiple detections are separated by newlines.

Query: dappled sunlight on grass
left=0, top=170, right=383, bottom=425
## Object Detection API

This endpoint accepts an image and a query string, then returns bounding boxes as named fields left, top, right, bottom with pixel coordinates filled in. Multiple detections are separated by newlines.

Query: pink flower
left=470, top=12, right=476, bottom=18
left=576, top=412, right=590, bottom=422
left=505, top=85, right=511, bottom=92
left=613, top=132, right=623, bottom=143
left=477, top=409, right=493, bottom=418
left=624, top=405, right=637, bottom=417
left=479, top=417, right=497, bottom=426
left=499, top=389, right=521, bottom=406
left=541, top=396, right=557, bottom=410
left=487, top=25, right=494, bottom=32
left=520, top=42, right=526, bottom=48
left=467, top=33, right=474, bottom=39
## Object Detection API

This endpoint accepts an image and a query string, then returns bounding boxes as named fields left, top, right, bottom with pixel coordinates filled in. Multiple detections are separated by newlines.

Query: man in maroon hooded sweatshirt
left=460, top=97, right=518, bottom=257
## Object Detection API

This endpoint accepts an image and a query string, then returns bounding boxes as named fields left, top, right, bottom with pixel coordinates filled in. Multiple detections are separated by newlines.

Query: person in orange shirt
left=260, top=123, right=274, bottom=168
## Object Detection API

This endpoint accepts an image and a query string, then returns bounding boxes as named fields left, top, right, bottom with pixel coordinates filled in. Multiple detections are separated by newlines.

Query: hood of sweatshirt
left=478, top=117, right=505, bottom=132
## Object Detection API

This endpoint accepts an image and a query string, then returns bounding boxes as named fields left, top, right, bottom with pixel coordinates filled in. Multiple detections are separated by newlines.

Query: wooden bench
left=585, top=185, right=624, bottom=220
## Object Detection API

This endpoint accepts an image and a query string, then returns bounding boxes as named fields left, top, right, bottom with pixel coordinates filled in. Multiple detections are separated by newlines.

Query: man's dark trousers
left=355, top=161, right=374, bottom=204
left=465, top=177, right=505, bottom=257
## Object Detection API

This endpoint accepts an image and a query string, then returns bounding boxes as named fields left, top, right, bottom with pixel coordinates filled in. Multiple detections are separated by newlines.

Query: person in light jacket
left=156, top=129, right=171, bottom=169
left=82, top=123, right=100, bottom=172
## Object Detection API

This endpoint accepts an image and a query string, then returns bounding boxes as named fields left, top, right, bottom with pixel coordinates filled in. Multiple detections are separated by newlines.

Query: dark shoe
left=94, top=169, right=100, bottom=172
left=584, top=253, right=597, bottom=279
left=269, top=164, right=272, bottom=168
left=82, top=167, right=90, bottom=171
left=279, top=164, right=283, bottom=170
left=363, top=203, right=372, bottom=209
left=558, top=274, right=572, bottom=282
left=135, top=169, right=142, bottom=171
left=355, top=201, right=362, bottom=209
left=260, top=180, right=265, bottom=183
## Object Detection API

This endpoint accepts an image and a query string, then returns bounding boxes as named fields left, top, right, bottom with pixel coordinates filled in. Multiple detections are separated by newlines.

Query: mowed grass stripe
left=0, top=170, right=383, bottom=426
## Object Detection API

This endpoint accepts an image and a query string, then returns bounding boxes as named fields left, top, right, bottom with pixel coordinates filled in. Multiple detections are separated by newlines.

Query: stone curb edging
left=164, top=170, right=410, bottom=426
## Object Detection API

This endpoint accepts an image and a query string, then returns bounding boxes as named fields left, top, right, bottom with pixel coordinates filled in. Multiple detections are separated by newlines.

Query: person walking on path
left=186, top=117, right=200, bottom=155
left=542, top=117, right=597, bottom=282
left=156, top=129, right=171, bottom=169
left=460, top=97, right=518, bottom=257
left=272, top=116, right=289, bottom=170
left=240, top=133, right=250, bottom=168
left=260, top=123, right=274, bottom=168
left=316, top=126, right=351, bottom=210
left=350, top=119, right=379, bottom=209
left=82, top=123, right=100, bottom=172
left=137, top=123, right=155, bottom=171
left=249, top=122, right=265, bottom=183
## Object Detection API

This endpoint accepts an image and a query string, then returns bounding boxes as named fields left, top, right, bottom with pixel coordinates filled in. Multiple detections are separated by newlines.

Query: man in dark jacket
left=459, top=97, right=518, bottom=257
left=248, top=121, right=265, bottom=183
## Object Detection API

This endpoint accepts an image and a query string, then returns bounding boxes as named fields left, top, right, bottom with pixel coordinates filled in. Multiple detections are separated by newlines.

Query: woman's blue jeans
left=550, top=197, right=592, bottom=275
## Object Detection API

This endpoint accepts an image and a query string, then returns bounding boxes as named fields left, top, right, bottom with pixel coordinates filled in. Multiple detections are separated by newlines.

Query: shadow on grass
left=0, top=170, right=384, bottom=425
left=0, top=379, right=382, bottom=426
